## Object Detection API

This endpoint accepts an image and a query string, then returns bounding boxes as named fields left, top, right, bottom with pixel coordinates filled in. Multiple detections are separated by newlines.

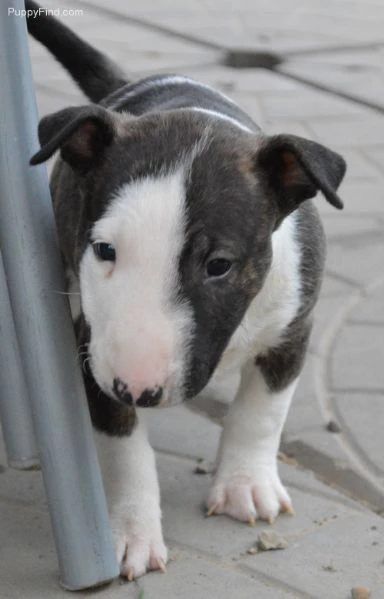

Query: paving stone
left=29, top=53, right=75, bottom=85
left=330, top=324, right=384, bottom=392
left=333, top=393, right=384, bottom=478
left=280, top=60, right=384, bottom=111
left=284, top=354, right=322, bottom=434
left=241, top=511, right=384, bottom=598
left=261, top=89, right=364, bottom=120
left=277, top=461, right=363, bottom=512
left=147, top=404, right=221, bottom=462
left=349, top=282, right=384, bottom=324
left=322, top=215, right=384, bottom=243
left=70, top=21, right=213, bottom=54
left=362, top=147, right=384, bottom=177
left=34, top=93, right=81, bottom=118
left=298, top=48, right=384, bottom=69
left=328, top=149, right=383, bottom=181
left=157, top=453, right=361, bottom=558
left=307, top=116, right=384, bottom=148
left=309, top=291, right=353, bottom=354
left=140, top=549, right=294, bottom=599
left=0, top=502, right=140, bottom=599
left=319, top=276, right=351, bottom=299
left=325, top=237, right=384, bottom=286
left=0, top=467, right=46, bottom=511
left=286, top=12, right=384, bottom=43
left=282, top=427, right=384, bottom=513
left=83, top=0, right=384, bottom=50
left=0, top=504, right=62, bottom=599
left=283, top=451, right=361, bottom=506
left=319, top=182, right=384, bottom=217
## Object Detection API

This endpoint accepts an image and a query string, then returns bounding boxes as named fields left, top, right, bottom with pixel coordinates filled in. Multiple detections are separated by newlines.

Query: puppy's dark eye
left=93, top=242, right=116, bottom=262
left=206, top=258, right=232, bottom=278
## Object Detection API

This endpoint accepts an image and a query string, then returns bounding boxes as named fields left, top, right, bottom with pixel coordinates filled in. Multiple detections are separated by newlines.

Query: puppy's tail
left=25, top=0, right=128, bottom=102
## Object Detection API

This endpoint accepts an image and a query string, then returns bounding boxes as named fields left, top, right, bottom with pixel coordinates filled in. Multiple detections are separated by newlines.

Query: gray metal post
left=0, top=1, right=119, bottom=590
left=0, top=253, right=39, bottom=469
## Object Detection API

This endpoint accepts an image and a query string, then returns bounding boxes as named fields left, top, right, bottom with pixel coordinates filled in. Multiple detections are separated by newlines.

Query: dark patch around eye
left=206, top=258, right=232, bottom=278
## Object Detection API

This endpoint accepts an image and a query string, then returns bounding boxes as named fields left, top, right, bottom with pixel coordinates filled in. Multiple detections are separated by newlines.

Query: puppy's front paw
left=207, top=466, right=293, bottom=525
left=111, top=507, right=168, bottom=580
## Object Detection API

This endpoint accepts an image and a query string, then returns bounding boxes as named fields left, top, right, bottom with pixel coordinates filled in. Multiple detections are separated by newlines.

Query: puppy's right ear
left=30, top=105, right=117, bottom=173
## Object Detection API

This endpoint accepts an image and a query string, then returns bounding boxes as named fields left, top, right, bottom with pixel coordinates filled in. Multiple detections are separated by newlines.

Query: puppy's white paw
left=111, top=509, right=168, bottom=580
left=207, top=466, right=293, bottom=525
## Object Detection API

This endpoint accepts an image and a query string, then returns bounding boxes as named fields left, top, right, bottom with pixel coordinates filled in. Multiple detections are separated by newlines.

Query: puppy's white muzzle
left=112, top=340, right=171, bottom=406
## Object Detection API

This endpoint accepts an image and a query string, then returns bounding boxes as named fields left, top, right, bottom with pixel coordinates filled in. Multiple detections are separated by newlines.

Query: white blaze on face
left=79, top=168, right=193, bottom=405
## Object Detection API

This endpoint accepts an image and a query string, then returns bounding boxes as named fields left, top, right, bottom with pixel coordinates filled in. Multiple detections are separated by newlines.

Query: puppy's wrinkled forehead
left=91, top=113, right=267, bottom=248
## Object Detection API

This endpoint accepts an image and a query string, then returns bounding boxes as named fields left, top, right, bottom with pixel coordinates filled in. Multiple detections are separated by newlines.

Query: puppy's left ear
left=256, top=134, right=346, bottom=218
left=30, top=104, right=117, bottom=173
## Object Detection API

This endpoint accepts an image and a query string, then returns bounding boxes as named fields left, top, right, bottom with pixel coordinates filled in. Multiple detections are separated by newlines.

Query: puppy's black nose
left=136, top=387, right=163, bottom=407
left=113, top=378, right=133, bottom=405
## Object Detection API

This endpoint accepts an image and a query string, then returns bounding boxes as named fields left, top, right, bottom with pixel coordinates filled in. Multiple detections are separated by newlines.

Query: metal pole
left=0, top=252, right=39, bottom=469
left=0, top=1, right=119, bottom=589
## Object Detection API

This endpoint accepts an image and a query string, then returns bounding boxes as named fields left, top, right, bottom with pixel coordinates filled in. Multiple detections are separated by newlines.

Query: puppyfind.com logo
left=8, top=6, right=84, bottom=18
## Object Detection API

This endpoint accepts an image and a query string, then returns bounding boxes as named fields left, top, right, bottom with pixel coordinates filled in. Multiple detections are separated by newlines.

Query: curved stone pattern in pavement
left=328, top=278, right=384, bottom=488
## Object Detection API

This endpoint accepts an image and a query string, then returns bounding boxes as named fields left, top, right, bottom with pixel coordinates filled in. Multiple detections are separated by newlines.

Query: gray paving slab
left=280, top=57, right=384, bottom=112
left=140, top=549, right=295, bottom=599
left=319, top=182, right=384, bottom=217
left=306, top=284, right=354, bottom=353
left=330, top=149, right=382, bottom=180
left=79, top=0, right=384, bottom=52
left=0, top=437, right=370, bottom=599
left=362, top=147, right=384, bottom=177
left=348, top=281, right=384, bottom=324
left=330, top=324, right=384, bottom=392
left=283, top=354, right=324, bottom=432
left=322, top=215, right=384, bottom=243
left=326, top=239, right=384, bottom=287
left=307, top=116, right=384, bottom=149
left=282, top=429, right=384, bottom=514
left=333, top=393, right=384, bottom=480
left=157, top=453, right=362, bottom=558
left=0, top=500, right=137, bottom=599
left=0, top=465, right=46, bottom=511
left=147, top=404, right=221, bottom=462
left=260, top=89, right=365, bottom=120
left=242, top=511, right=384, bottom=599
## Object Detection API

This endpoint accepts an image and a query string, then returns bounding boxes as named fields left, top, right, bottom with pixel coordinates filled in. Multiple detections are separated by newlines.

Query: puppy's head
left=31, top=105, right=346, bottom=407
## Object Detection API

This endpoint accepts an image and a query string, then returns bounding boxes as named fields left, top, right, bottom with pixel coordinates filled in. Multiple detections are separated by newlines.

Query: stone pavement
left=1, top=0, right=384, bottom=597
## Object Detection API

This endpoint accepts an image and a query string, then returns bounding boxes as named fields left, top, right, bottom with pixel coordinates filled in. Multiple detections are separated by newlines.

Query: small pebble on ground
left=257, top=531, right=288, bottom=551
left=351, top=587, right=371, bottom=599
left=326, top=420, right=342, bottom=433
left=193, top=459, right=214, bottom=475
